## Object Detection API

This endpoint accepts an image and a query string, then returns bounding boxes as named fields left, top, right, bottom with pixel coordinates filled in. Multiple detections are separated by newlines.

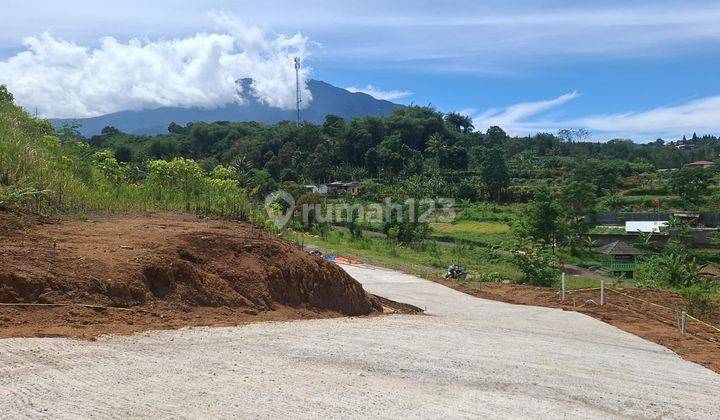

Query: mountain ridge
left=51, top=80, right=402, bottom=136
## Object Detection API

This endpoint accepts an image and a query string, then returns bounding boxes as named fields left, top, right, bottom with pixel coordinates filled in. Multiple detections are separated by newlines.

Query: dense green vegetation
left=82, top=105, right=719, bottom=211
left=0, top=85, right=254, bottom=220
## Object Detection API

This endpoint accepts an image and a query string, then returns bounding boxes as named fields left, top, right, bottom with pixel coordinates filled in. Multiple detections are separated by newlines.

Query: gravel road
left=1, top=264, right=719, bottom=418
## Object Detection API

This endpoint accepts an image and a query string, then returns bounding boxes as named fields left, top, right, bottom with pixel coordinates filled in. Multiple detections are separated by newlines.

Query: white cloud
left=472, top=92, right=578, bottom=134
left=345, top=84, right=412, bottom=101
left=0, top=12, right=312, bottom=118
left=4, top=2, right=720, bottom=68
left=571, top=96, right=720, bottom=140
left=471, top=92, right=720, bottom=141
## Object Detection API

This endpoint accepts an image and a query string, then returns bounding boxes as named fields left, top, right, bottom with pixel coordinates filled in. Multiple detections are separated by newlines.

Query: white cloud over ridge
left=471, top=93, right=720, bottom=141
left=473, top=92, right=578, bottom=132
left=0, top=13, right=312, bottom=118
left=345, top=84, right=412, bottom=101
left=572, top=96, right=720, bottom=139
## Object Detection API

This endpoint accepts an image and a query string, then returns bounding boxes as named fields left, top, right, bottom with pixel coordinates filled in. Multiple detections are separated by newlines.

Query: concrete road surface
left=1, top=264, right=719, bottom=418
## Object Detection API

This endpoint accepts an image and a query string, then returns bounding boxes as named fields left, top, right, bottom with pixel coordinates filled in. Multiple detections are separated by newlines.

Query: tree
left=295, top=192, right=326, bottom=228
left=438, top=146, right=468, bottom=170
left=93, top=151, right=126, bottom=195
left=322, top=114, right=346, bottom=138
left=55, top=121, right=84, bottom=143
left=309, top=143, right=332, bottom=181
left=557, top=128, right=590, bottom=143
left=425, top=133, right=445, bottom=155
left=485, top=126, right=508, bottom=147
left=0, top=85, right=13, bottom=104
left=560, top=180, right=598, bottom=253
left=513, top=240, right=559, bottom=287
left=477, top=147, right=509, bottom=200
left=246, top=169, right=277, bottom=199
left=561, top=180, right=597, bottom=225
left=668, top=168, right=711, bottom=204
left=444, top=112, right=474, bottom=133
left=147, top=158, right=204, bottom=210
left=376, top=134, right=406, bottom=176
left=114, top=145, right=133, bottom=163
left=210, top=164, right=237, bottom=180
left=168, top=122, right=186, bottom=134
left=382, top=198, right=430, bottom=244
left=600, top=193, right=623, bottom=213
left=515, top=187, right=564, bottom=245
left=101, top=126, right=120, bottom=136
left=147, top=137, right=178, bottom=159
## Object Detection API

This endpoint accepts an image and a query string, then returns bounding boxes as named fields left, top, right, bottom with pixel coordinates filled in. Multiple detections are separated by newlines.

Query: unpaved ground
left=435, top=278, right=720, bottom=373
left=0, top=213, right=383, bottom=338
left=1, top=264, right=719, bottom=418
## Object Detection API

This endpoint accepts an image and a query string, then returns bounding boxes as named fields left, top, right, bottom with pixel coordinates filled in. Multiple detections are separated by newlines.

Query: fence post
left=600, top=279, right=605, bottom=306
left=560, top=272, right=565, bottom=301
left=681, top=311, right=687, bottom=337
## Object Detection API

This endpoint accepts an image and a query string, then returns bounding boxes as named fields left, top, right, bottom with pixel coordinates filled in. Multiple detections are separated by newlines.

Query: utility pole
left=294, top=57, right=301, bottom=127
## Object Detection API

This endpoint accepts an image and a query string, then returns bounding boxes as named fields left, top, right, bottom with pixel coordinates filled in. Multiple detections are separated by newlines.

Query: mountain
left=51, top=79, right=402, bottom=136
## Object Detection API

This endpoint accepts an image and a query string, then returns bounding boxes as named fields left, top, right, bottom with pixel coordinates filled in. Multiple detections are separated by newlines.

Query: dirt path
left=1, top=264, right=718, bottom=418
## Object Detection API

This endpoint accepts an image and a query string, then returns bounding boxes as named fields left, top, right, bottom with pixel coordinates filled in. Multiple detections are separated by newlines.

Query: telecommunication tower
left=294, top=57, right=301, bottom=126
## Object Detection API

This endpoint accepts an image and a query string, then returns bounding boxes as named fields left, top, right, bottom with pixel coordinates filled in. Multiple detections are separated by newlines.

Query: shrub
left=513, top=241, right=559, bottom=287
left=681, top=287, right=719, bottom=320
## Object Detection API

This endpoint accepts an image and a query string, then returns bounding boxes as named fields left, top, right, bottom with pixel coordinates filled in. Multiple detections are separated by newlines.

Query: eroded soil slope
left=0, top=212, right=383, bottom=338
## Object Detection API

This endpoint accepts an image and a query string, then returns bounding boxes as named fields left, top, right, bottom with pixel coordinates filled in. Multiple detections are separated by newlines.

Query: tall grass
left=0, top=100, right=254, bottom=220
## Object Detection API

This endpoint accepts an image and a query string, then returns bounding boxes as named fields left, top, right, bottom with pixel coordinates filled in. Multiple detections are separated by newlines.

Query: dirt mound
left=0, top=213, right=381, bottom=317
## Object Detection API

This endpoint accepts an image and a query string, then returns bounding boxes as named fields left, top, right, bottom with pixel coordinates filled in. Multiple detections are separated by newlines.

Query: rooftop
left=593, top=241, right=644, bottom=255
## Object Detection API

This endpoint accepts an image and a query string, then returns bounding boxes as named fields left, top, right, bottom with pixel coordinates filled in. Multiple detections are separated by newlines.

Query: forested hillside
left=81, top=103, right=720, bottom=211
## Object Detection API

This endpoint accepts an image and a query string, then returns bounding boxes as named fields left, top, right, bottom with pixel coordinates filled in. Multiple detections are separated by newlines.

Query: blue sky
left=1, top=0, right=720, bottom=141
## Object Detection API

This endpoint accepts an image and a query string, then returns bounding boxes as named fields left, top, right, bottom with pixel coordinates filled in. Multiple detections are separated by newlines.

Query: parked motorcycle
left=443, top=264, right=468, bottom=280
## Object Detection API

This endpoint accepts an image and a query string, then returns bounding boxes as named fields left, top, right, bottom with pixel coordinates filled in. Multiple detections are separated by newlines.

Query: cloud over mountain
left=345, top=85, right=412, bottom=101
left=0, top=13, right=312, bottom=118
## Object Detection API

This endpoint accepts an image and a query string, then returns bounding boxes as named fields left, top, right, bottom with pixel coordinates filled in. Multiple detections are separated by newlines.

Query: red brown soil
left=0, top=212, right=415, bottom=339
left=435, top=278, right=720, bottom=374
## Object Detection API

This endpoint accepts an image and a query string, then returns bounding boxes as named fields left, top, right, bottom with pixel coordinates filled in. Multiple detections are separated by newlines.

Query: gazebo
left=593, top=241, right=644, bottom=280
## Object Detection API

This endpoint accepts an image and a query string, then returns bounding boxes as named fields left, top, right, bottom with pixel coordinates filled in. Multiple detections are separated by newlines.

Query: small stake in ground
left=560, top=272, right=565, bottom=301
left=681, top=311, right=687, bottom=337
left=600, top=279, right=605, bottom=306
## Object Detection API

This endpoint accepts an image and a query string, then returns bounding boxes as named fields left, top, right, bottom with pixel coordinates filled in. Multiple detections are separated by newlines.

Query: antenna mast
left=294, top=57, right=301, bottom=127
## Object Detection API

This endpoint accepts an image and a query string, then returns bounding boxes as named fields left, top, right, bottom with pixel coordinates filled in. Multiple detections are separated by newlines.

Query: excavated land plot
left=0, top=264, right=718, bottom=418
left=435, top=278, right=720, bottom=373
left=0, top=212, right=411, bottom=339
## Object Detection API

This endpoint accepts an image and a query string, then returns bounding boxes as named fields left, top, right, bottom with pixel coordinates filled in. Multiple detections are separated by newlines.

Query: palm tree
left=425, top=133, right=445, bottom=155
left=232, top=156, right=254, bottom=187
left=444, top=113, right=474, bottom=133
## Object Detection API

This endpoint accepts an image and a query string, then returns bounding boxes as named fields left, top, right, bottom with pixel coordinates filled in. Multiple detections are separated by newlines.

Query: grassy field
left=615, top=194, right=684, bottom=211
left=588, top=226, right=626, bottom=234
left=429, top=220, right=513, bottom=246
left=285, top=229, right=523, bottom=283
left=284, top=229, right=605, bottom=293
